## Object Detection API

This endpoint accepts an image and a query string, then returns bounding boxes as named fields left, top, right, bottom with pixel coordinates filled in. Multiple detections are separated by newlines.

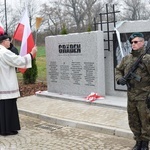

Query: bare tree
left=121, top=0, right=150, bottom=20
left=59, top=0, right=104, bottom=32
left=3, top=0, right=150, bottom=40
left=0, top=3, right=15, bottom=34
left=39, top=1, right=66, bottom=35
left=103, top=0, right=120, bottom=11
left=58, top=0, right=89, bottom=32
left=0, top=4, right=6, bottom=28
left=101, top=0, right=121, bottom=21
left=84, top=0, right=101, bottom=30
left=14, top=0, right=41, bottom=30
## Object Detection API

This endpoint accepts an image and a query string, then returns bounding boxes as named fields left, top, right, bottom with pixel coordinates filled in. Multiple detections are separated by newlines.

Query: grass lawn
left=17, top=46, right=47, bottom=83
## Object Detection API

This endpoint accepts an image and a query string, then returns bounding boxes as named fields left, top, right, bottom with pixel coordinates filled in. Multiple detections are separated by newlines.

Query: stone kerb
left=45, top=31, right=105, bottom=97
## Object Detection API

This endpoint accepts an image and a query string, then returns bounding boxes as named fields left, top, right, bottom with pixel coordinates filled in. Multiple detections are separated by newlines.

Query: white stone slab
left=45, top=31, right=105, bottom=96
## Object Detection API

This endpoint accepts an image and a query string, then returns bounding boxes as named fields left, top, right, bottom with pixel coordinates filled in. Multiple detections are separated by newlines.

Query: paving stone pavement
left=17, top=95, right=132, bottom=139
left=2, top=94, right=150, bottom=149
left=0, top=114, right=135, bottom=150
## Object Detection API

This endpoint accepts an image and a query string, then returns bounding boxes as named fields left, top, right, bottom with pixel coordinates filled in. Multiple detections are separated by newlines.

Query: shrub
left=61, top=24, right=68, bottom=34
left=23, top=58, right=38, bottom=84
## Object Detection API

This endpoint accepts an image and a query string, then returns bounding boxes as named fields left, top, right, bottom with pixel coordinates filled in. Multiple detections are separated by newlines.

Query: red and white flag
left=13, top=9, right=35, bottom=73
left=0, top=21, right=4, bottom=35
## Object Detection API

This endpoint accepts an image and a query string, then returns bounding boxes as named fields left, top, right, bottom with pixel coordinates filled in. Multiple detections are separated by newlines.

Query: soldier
left=115, top=32, right=150, bottom=150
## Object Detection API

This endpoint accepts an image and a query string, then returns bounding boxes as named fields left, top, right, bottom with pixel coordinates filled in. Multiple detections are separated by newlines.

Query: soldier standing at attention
left=115, top=32, right=150, bottom=150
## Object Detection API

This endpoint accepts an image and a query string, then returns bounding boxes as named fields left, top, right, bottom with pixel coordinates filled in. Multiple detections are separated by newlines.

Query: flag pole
left=35, top=17, right=42, bottom=45
left=4, top=0, right=7, bottom=33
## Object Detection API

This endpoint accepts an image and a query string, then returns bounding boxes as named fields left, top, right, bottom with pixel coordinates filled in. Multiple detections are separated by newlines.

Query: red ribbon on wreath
left=85, top=92, right=104, bottom=102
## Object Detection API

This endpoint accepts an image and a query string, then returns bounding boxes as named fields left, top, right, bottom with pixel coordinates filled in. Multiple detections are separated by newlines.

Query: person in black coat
left=4, top=33, right=19, bottom=56
left=8, top=36, right=19, bottom=55
left=8, top=42, right=19, bottom=55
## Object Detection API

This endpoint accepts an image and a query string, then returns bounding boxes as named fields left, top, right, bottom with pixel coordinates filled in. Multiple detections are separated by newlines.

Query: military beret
left=129, top=32, right=144, bottom=43
left=0, top=34, right=10, bottom=42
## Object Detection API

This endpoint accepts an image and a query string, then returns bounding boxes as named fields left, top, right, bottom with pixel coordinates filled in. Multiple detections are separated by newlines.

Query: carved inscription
left=60, top=64, right=70, bottom=80
left=84, top=62, right=95, bottom=86
left=59, top=44, right=81, bottom=53
left=70, top=62, right=82, bottom=85
left=48, top=61, right=59, bottom=82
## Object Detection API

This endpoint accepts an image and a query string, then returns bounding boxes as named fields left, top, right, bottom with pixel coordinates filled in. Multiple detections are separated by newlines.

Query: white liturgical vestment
left=0, top=45, right=32, bottom=99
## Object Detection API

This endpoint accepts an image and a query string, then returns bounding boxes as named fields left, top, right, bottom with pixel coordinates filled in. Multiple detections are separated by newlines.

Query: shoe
left=9, top=131, right=18, bottom=135
left=132, top=141, right=142, bottom=150
left=0, top=131, right=18, bottom=136
left=141, top=141, right=149, bottom=150
left=0, top=133, right=8, bottom=136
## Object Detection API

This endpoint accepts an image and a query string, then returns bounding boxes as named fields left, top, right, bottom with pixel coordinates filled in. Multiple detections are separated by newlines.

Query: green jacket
left=115, top=48, right=150, bottom=101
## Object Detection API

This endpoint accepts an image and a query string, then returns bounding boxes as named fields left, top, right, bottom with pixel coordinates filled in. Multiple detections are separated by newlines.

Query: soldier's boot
left=141, top=141, right=149, bottom=150
left=132, top=141, right=142, bottom=150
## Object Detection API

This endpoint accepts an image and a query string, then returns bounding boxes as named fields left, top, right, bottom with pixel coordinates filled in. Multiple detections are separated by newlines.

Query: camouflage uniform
left=115, top=48, right=150, bottom=141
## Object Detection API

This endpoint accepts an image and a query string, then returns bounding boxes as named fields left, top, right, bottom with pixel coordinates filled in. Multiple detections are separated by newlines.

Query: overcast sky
left=1, top=0, right=149, bottom=6
left=1, top=0, right=149, bottom=10
left=0, top=0, right=48, bottom=8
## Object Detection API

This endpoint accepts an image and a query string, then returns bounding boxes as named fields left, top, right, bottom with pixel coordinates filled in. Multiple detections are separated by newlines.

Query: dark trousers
left=127, top=100, right=150, bottom=141
left=0, top=98, right=20, bottom=134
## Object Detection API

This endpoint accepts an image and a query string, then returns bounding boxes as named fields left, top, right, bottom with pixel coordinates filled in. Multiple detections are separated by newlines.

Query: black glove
left=117, top=77, right=127, bottom=85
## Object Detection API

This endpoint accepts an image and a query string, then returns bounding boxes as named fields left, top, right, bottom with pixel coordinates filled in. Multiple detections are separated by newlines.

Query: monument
left=44, top=31, right=105, bottom=97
